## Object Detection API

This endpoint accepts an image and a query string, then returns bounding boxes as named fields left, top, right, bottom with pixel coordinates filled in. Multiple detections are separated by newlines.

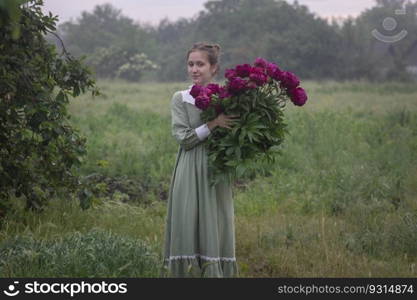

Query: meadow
left=1, top=80, right=417, bottom=277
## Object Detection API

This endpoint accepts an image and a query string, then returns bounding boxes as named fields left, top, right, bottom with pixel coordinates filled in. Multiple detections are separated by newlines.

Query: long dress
left=161, top=87, right=239, bottom=278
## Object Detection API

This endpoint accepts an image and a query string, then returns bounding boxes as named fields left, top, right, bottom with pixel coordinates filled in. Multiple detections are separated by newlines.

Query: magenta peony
left=271, top=68, right=284, bottom=82
left=289, top=87, right=308, bottom=106
left=225, top=68, right=237, bottom=80
left=249, top=67, right=268, bottom=86
left=235, top=64, right=252, bottom=78
left=203, top=86, right=215, bottom=97
left=266, top=62, right=280, bottom=78
left=190, top=85, right=203, bottom=98
left=280, top=71, right=300, bottom=90
left=195, top=94, right=211, bottom=110
left=218, top=86, right=231, bottom=99
left=228, top=77, right=248, bottom=94
left=206, top=83, right=221, bottom=94
left=254, top=57, right=268, bottom=69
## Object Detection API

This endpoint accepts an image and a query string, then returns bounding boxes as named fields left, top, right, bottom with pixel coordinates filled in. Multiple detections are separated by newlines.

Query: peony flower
left=266, top=62, right=280, bottom=78
left=225, top=68, right=237, bottom=80
left=228, top=77, right=248, bottom=94
left=254, top=57, right=268, bottom=69
left=280, top=71, right=300, bottom=90
left=249, top=67, right=268, bottom=86
left=195, top=94, right=211, bottom=110
left=218, top=86, right=231, bottom=99
left=271, top=68, right=284, bottom=81
left=206, top=83, right=221, bottom=95
left=201, top=86, right=215, bottom=97
left=235, top=64, right=252, bottom=78
left=289, top=87, right=308, bottom=106
left=190, top=85, right=203, bottom=98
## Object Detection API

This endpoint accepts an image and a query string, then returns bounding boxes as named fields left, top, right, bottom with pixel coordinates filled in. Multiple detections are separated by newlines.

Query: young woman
left=162, top=42, right=239, bottom=277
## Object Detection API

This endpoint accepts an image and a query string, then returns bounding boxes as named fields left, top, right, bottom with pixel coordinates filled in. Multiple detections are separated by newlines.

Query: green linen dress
left=161, top=88, right=239, bottom=278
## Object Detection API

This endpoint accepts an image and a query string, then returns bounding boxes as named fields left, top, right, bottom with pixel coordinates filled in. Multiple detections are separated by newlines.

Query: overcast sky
left=42, top=0, right=377, bottom=25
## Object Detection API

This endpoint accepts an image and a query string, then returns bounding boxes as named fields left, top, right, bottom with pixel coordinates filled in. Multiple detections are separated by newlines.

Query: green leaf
left=225, top=160, right=238, bottom=167
left=239, top=130, right=246, bottom=146
left=236, top=164, right=246, bottom=178
left=225, top=147, right=234, bottom=156
left=55, top=90, right=66, bottom=102
left=235, top=147, right=241, bottom=160
left=251, top=134, right=260, bottom=142
left=231, top=126, right=240, bottom=137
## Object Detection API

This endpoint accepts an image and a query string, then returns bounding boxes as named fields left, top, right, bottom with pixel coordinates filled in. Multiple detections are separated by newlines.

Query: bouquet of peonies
left=190, top=57, right=308, bottom=185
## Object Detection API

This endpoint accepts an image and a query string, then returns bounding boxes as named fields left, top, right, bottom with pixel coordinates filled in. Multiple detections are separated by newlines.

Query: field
left=1, top=80, right=417, bottom=277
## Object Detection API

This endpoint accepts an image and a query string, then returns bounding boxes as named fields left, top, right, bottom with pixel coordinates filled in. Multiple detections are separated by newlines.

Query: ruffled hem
left=160, top=256, right=239, bottom=278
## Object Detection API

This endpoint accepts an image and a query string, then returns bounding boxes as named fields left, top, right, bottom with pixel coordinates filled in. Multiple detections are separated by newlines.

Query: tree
left=58, top=3, right=159, bottom=81
left=0, top=0, right=27, bottom=38
left=334, top=0, right=417, bottom=81
left=184, top=0, right=342, bottom=78
left=0, top=0, right=98, bottom=218
left=371, top=0, right=417, bottom=80
left=58, top=4, right=157, bottom=59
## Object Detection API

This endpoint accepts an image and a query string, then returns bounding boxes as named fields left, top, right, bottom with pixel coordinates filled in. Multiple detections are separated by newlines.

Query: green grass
left=1, top=79, right=416, bottom=277
left=0, top=227, right=160, bottom=277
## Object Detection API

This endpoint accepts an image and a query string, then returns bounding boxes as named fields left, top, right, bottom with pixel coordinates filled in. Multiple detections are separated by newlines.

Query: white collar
left=181, top=86, right=195, bottom=105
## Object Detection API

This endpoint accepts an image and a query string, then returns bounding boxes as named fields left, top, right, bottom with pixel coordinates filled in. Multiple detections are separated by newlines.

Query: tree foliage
left=0, top=0, right=98, bottom=217
left=0, top=0, right=28, bottom=38
left=58, top=0, right=417, bottom=82
left=352, top=0, right=417, bottom=81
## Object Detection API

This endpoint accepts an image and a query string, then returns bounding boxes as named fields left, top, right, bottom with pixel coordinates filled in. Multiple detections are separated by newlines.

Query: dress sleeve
left=171, top=91, right=207, bottom=151
left=195, top=123, right=211, bottom=140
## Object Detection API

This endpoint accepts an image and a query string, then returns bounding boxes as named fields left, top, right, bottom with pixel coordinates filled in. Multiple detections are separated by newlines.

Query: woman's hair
left=186, top=42, right=221, bottom=67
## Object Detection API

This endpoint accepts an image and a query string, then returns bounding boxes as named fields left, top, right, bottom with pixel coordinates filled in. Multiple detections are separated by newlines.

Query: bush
left=0, top=0, right=98, bottom=216
left=86, top=47, right=158, bottom=81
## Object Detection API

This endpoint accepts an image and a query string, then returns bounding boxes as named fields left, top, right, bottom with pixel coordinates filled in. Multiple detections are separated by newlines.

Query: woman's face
left=187, top=50, right=217, bottom=86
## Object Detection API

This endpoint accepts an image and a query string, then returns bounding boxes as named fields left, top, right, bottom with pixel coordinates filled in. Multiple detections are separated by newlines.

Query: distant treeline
left=53, top=0, right=417, bottom=82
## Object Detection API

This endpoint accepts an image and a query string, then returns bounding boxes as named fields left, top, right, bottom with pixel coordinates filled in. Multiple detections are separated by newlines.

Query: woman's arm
left=171, top=92, right=204, bottom=151
left=171, top=92, right=239, bottom=151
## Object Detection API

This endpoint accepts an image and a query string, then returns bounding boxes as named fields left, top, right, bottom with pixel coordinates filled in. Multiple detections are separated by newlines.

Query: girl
left=162, top=42, right=239, bottom=278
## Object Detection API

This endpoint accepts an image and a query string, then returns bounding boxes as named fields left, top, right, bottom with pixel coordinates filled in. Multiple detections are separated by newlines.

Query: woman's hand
left=207, top=113, right=239, bottom=131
